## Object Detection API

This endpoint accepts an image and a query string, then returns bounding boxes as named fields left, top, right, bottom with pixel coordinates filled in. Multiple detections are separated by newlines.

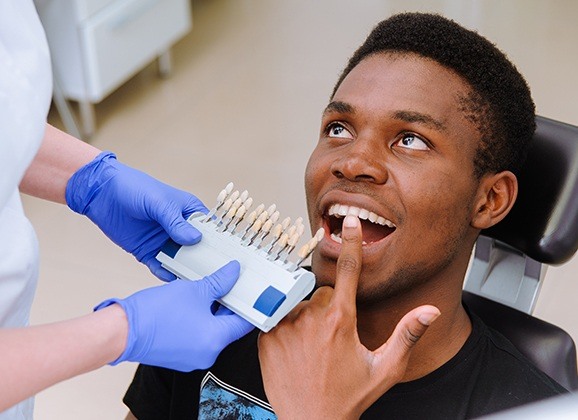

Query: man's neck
left=356, top=279, right=472, bottom=382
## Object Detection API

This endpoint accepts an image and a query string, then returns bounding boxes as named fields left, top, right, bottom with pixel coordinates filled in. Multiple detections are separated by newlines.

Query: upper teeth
left=327, top=204, right=395, bottom=228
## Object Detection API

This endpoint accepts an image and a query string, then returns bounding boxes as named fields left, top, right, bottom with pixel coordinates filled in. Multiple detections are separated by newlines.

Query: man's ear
left=471, top=171, right=518, bottom=230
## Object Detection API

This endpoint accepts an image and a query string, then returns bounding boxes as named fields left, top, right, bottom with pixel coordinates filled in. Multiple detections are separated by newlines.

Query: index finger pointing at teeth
left=333, top=214, right=363, bottom=309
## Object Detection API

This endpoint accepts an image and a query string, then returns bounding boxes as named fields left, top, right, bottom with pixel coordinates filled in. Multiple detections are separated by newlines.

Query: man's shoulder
left=474, top=315, right=568, bottom=392
left=362, top=313, right=567, bottom=419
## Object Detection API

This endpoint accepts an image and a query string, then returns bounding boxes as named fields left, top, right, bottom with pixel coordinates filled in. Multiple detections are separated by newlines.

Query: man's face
left=305, top=53, right=484, bottom=305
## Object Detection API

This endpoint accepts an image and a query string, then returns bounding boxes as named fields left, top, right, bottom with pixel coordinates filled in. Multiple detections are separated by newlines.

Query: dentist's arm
left=20, top=123, right=205, bottom=281
left=19, top=124, right=100, bottom=203
left=0, top=261, right=253, bottom=412
left=0, top=302, right=127, bottom=412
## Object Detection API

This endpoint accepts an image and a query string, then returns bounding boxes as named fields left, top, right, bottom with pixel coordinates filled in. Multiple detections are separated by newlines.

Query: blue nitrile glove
left=66, top=151, right=206, bottom=281
left=95, top=260, right=254, bottom=371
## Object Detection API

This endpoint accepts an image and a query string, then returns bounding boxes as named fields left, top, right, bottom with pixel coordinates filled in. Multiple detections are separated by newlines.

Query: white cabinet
left=35, top=0, right=192, bottom=137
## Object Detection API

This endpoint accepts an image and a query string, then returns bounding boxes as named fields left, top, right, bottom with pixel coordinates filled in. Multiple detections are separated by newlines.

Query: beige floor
left=23, top=0, right=578, bottom=418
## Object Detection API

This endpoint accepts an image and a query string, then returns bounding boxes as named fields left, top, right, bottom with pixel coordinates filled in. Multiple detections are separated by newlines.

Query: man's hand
left=65, top=152, right=206, bottom=281
left=258, top=215, right=440, bottom=419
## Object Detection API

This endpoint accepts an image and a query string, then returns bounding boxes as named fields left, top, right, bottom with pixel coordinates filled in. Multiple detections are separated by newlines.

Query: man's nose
left=330, top=140, right=388, bottom=184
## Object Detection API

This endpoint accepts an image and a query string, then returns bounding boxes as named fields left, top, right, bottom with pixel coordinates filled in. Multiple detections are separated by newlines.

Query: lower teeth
left=331, top=233, right=342, bottom=244
left=331, top=233, right=368, bottom=246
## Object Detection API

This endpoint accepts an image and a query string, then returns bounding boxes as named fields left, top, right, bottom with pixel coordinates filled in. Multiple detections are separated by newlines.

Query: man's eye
left=395, top=133, right=429, bottom=150
left=327, top=123, right=353, bottom=139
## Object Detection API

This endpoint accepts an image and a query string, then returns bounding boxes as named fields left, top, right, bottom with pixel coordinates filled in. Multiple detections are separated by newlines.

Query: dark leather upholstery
left=463, top=291, right=578, bottom=390
left=466, top=116, right=578, bottom=390
left=483, top=116, right=578, bottom=265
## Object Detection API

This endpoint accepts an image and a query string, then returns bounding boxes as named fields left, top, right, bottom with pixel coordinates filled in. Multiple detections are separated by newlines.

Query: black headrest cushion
left=483, top=116, right=578, bottom=264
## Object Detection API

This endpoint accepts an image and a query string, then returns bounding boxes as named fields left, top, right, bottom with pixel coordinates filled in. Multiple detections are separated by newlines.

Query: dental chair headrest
left=482, top=116, right=578, bottom=265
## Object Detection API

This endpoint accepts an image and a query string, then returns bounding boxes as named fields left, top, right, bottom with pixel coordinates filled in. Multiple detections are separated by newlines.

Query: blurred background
left=24, top=0, right=578, bottom=418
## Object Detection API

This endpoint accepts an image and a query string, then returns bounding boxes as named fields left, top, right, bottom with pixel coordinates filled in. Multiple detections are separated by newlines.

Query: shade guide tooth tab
left=156, top=183, right=321, bottom=332
left=204, top=182, right=235, bottom=222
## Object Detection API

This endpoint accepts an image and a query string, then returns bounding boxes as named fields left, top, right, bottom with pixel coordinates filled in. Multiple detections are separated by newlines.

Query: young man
left=123, top=13, right=568, bottom=419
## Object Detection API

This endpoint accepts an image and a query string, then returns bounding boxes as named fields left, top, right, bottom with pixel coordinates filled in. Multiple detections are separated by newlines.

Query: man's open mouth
left=324, top=203, right=396, bottom=245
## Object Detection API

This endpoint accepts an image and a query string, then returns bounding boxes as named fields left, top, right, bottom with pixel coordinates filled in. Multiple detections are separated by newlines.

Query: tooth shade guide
left=251, top=219, right=263, bottom=233
left=279, top=232, right=300, bottom=263
left=239, top=211, right=258, bottom=239
left=298, top=243, right=310, bottom=259
left=216, top=189, right=228, bottom=204
left=225, top=206, right=236, bottom=220
left=254, top=204, right=265, bottom=216
left=269, top=233, right=290, bottom=261
left=266, top=204, right=277, bottom=215
left=158, top=210, right=316, bottom=332
left=263, top=223, right=284, bottom=253
left=213, top=197, right=233, bottom=223
left=221, top=198, right=233, bottom=213
left=269, top=211, right=280, bottom=224
left=231, top=198, right=243, bottom=212
left=246, top=211, right=258, bottom=225
left=294, top=234, right=320, bottom=269
left=243, top=197, right=254, bottom=210
left=252, top=218, right=274, bottom=246
left=281, top=217, right=291, bottom=230
left=235, top=205, right=247, bottom=219
left=296, top=224, right=305, bottom=236
left=204, top=185, right=233, bottom=222
left=272, top=224, right=283, bottom=238
left=229, top=190, right=240, bottom=203
left=262, top=219, right=273, bottom=232
left=258, top=211, right=269, bottom=223
left=226, top=205, right=248, bottom=233
left=286, top=225, right=297, bottom=238
left=206, top=183, right=325, bottom=267
left=277, top=233, right=289, bottom=248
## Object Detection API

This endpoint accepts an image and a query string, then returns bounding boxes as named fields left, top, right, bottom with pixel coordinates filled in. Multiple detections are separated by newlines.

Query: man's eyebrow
left=392, top=110, right=447, bottom=132
left=323, top=101, right=355, bottom=115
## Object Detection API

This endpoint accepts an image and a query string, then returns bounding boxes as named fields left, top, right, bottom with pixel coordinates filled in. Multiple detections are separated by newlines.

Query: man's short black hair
left=332, top=12, right=535, bottom=178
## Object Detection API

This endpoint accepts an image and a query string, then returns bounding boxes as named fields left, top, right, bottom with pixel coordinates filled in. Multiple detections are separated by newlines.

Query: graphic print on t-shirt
left=199, top=372, right=277, bottom=419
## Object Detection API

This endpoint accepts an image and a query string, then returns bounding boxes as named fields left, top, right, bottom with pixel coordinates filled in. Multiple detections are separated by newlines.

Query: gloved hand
left=95, top=260, right=254, bottom=371
left=66, top=151, right=206, bottom=281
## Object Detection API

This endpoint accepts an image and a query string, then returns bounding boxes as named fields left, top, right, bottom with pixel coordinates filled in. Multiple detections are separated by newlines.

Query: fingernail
left=343, top=215, right=359, bottom=228
left=418, top=310, right=441, bottom=326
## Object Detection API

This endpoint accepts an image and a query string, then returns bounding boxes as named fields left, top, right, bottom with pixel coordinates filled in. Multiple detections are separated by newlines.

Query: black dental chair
left=463, top=115, right=578, bottom=391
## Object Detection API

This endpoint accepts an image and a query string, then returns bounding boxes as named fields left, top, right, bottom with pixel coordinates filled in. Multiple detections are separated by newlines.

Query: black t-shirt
left=124, top=312, right=567, bottom=420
